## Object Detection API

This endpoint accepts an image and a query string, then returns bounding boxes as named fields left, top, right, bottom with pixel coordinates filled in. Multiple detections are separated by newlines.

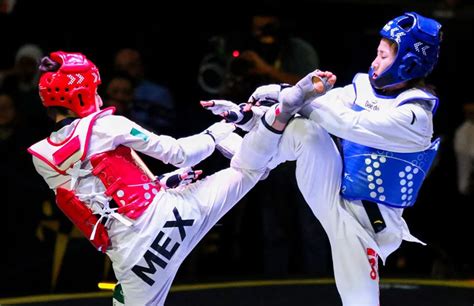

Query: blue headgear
left=369, top=12, right=442, bottom=90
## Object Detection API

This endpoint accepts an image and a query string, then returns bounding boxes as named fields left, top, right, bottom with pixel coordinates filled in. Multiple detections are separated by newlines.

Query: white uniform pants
left=268, top=117, right=423, bottom=306
left=107, top=121, right=281, bottom=305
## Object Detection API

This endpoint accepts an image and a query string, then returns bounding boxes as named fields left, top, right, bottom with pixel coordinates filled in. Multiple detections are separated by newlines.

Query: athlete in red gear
left=28, top=51, right=327, bottom=305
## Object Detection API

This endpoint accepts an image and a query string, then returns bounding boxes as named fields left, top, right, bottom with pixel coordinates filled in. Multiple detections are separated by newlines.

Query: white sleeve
left=95, top=115, right=216, bottom=168
left=305, top=89, right=434, bottom=152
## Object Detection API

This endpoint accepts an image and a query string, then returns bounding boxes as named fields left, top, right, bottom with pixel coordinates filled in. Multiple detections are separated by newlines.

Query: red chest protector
left=90, top=145, right=161, bottom=219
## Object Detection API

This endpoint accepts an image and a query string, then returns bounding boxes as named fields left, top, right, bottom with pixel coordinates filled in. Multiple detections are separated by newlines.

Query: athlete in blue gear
left=204, top=12, right=443, bottom=306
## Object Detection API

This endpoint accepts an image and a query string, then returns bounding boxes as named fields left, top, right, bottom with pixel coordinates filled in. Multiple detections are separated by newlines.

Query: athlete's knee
left=284, top=118, right=329, bottom=155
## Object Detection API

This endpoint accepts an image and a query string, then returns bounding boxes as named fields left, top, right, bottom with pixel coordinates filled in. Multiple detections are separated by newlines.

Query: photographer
left=219, top=14, right=319, bottom=101
left=239, top=14, right=319, bottom=85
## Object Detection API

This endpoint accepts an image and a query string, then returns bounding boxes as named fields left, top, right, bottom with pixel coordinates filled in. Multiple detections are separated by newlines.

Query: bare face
left=370, top=38, right=396, bottom=80
left=106, top=78, right=134, bottom=104
left=114, top=49, right=143, bottom=79
left=252, top=15, right=280, bottom=44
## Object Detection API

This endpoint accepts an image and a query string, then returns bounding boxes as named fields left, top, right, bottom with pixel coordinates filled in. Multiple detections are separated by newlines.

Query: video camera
left=197, top=35, right=255, bottom=95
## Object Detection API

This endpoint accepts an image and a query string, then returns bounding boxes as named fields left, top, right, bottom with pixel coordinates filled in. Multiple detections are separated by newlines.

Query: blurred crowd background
left=1, top=0, right=473, bottom=298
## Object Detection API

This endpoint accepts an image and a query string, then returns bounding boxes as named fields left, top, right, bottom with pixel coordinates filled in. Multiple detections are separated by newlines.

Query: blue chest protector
left=341, top=74, right=440, bottom=208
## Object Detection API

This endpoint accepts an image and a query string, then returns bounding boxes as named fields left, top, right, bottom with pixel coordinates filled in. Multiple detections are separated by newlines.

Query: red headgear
left=38, top=51, right=102, bottom=117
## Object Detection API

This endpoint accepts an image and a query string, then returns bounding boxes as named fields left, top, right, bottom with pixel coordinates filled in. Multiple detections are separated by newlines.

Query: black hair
left=39, top=56, right=60, bottom=74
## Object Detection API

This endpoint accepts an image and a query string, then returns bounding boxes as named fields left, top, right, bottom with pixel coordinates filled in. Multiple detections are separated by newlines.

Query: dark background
left=1, top=0, right=473, bottom=299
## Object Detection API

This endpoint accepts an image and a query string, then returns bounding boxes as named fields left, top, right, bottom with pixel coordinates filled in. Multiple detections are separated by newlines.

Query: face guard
left=369, top=12, right=442, bottom=90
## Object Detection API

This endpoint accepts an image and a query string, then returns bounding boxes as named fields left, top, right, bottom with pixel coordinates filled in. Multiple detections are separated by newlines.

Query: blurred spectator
left=103, top=72, right=137, bottom=118
left=7, top=44, right=42, bottom=91
left=454, top=102, right=474, bottom=196
left=0, top=91, right=16, bottom=139
left=0, top=90, right=50, bottom=296
left=0, top=0, right=16, bottom=14
left=432, top=0, right=461, bottom=19
left=431, top=0, right=474, bottom=21
left=0, top=43, right=49, bottom=133
left=113, top=48, right=176, bottom=134
left=450, top=101, right=474, bottom=276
